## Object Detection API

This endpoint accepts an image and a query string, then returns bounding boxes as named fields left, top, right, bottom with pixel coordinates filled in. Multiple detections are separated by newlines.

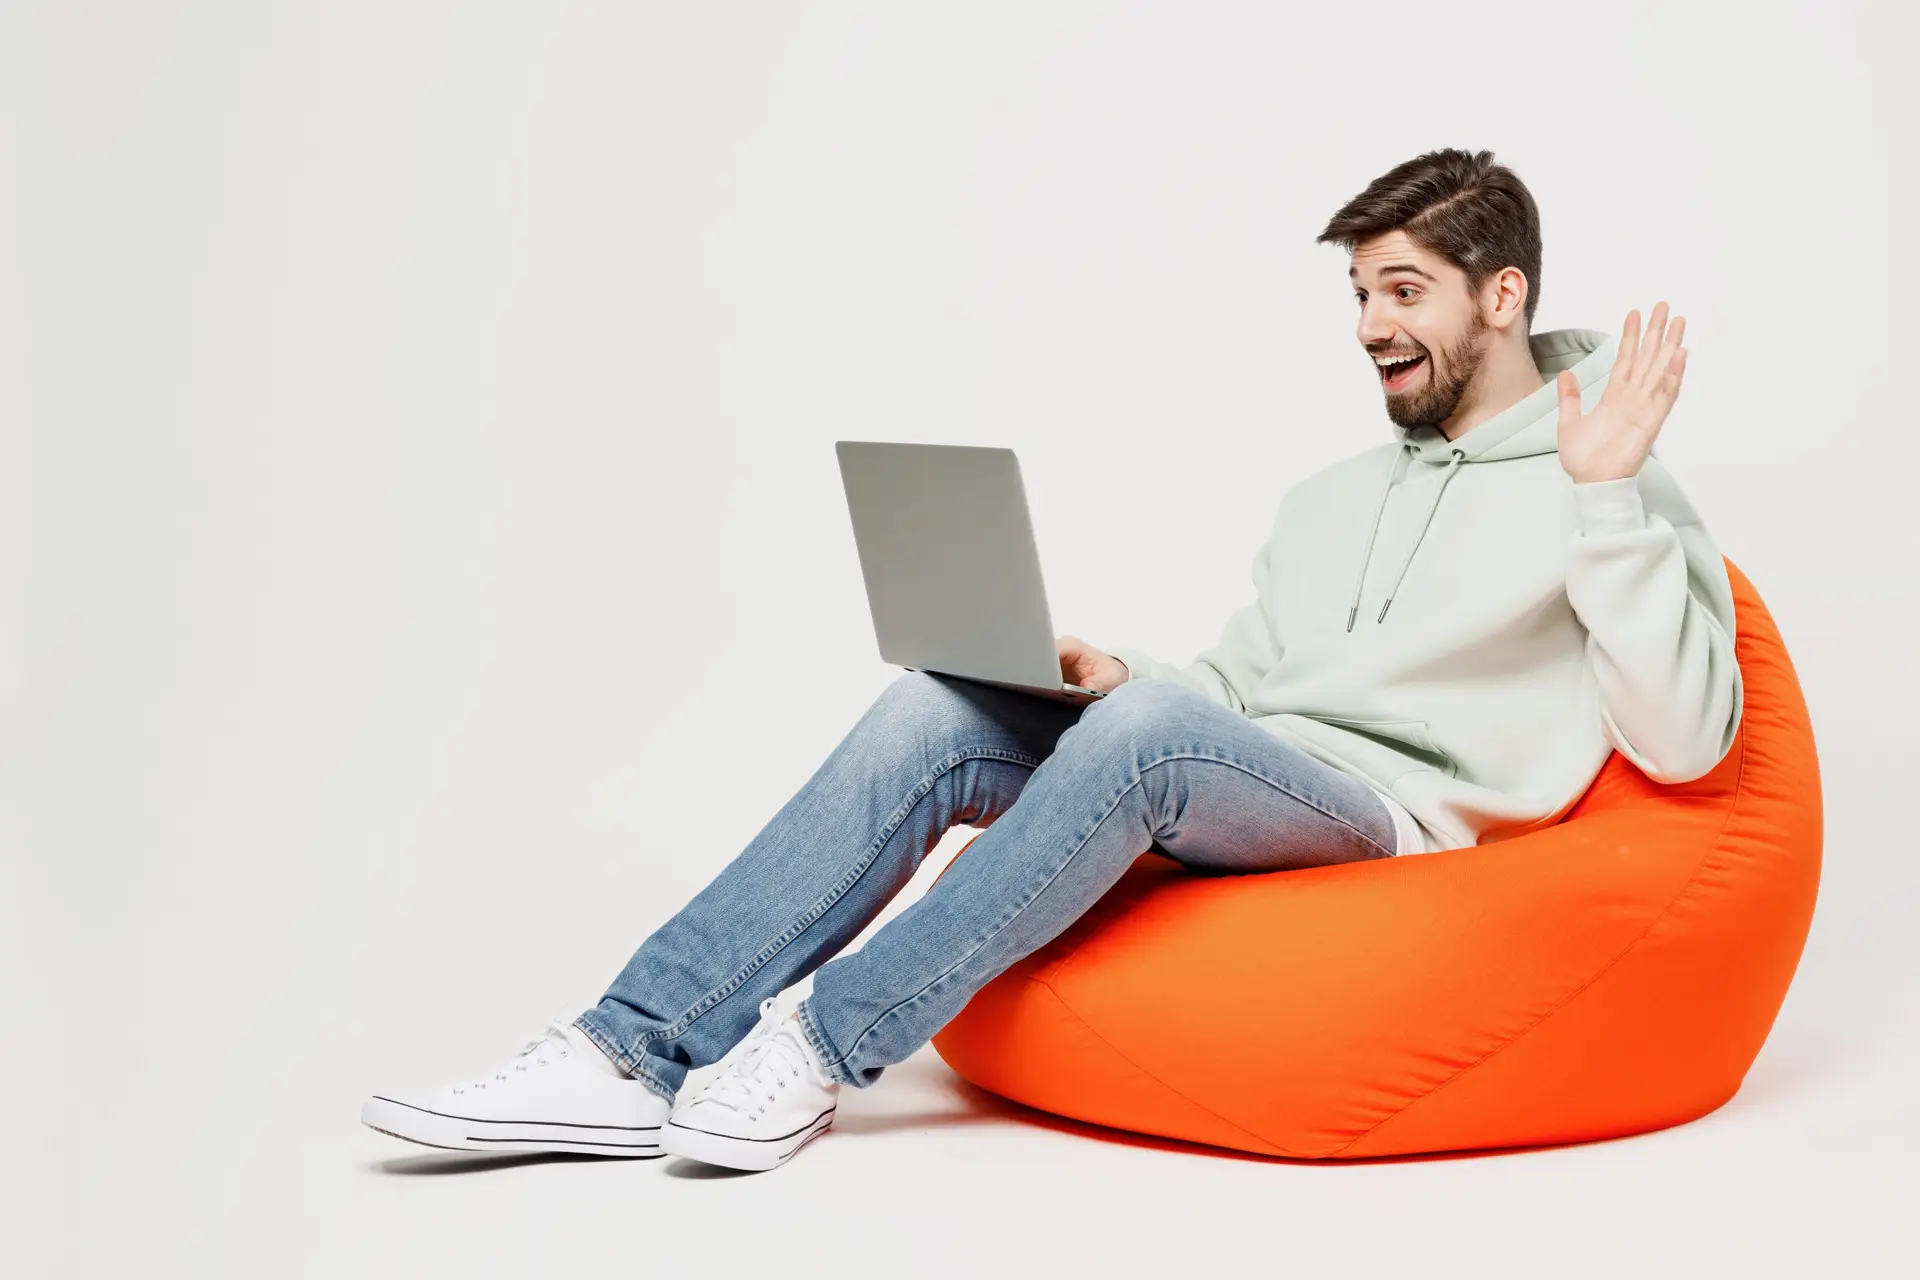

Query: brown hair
left=1315, top=148, right=1543, bottom=329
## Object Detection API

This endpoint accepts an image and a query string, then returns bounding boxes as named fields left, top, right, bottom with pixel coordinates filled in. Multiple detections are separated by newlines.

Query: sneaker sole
left=361, top=1096, right=666, bottom=1158
left=659, top=1106, right=835, bottom=1172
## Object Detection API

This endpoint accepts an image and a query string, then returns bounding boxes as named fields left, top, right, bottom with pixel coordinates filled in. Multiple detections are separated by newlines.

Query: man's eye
left=1398, top=288, right=1417, bottom=300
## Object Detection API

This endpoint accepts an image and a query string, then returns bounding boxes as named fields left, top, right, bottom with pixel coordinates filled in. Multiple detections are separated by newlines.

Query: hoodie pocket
left=1313, top=716, right=1457, bottom=778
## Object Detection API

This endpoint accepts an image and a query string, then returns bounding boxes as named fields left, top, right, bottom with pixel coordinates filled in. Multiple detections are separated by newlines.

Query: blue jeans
left=574, top=670, right=1396, bottom=1103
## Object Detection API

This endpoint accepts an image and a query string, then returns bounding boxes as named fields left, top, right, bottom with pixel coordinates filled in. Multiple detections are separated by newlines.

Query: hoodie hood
left=1346, top=327, right=1618, bottom=631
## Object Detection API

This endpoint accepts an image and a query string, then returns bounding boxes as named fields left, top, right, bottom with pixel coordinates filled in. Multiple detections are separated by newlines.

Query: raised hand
left=1557, top=302, right=1689, bottom=484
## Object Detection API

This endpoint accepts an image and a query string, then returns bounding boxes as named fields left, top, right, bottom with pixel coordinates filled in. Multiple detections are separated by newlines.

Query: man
left=1093, top=149, right=1741, bottom=858
left=362, top=148, right=1742, bottom=1172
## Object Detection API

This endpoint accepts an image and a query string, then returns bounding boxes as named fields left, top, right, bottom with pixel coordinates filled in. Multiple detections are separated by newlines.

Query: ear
left=1484, top=266, right=1530, bottom=332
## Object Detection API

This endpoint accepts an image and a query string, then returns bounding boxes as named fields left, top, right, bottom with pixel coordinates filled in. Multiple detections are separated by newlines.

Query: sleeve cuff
left=1105, top=646, right=1151, bottom=682
left=1571, top=477, right=1648, bottom=536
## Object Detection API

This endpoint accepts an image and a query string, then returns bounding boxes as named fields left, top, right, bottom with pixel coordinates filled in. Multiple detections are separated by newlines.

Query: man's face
left=1349, top=230, right=1492, bottom=430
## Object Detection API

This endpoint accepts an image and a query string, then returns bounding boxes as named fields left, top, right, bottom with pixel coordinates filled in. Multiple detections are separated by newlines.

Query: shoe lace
left=699, top=998, right=827, bottom=1117
left=452, top=1014, right=578, bottom=1095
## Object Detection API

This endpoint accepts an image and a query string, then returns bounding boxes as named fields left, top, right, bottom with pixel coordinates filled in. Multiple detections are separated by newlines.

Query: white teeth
left=1374, top=353, right=1422, bottom=367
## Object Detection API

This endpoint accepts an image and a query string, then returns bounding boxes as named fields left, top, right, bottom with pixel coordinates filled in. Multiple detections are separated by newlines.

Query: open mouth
left=1377, top=353, right=1426, bottom=391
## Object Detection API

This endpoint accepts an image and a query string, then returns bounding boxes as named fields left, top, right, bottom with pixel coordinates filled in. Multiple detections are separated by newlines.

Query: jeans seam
left=632, top=745, right=1046, bottom=1063
left=1150, top=748, right=1397, bottom=860
left=793, top=996, right=857, bottom=1088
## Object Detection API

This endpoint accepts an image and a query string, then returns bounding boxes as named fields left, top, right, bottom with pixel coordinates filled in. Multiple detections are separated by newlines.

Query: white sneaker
left=361, top=1016, right=671, bottom=1157
left=660, top=997, right=839, bottom=1171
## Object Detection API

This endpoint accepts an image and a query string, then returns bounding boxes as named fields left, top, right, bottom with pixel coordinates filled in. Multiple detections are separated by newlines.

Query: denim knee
left=859, top=669, right=1000, bottom=745
left=1065, top=678, right=1215, bottom=752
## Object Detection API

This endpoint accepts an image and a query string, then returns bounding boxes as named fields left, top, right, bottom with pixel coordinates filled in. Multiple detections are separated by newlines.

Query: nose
left=1356, top=299, right=1396, bottom=348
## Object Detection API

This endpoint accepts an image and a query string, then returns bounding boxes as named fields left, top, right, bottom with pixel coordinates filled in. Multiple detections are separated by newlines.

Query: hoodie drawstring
left=1345, top=444, right=1467, bottom=631
left=1345, top=446, right=1406, bottom=632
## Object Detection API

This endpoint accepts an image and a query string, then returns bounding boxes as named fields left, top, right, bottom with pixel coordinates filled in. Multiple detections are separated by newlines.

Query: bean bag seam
left=1031, top=974, right=1305, bottom=1159
left=1322, top=697, right=1753, bottom=1159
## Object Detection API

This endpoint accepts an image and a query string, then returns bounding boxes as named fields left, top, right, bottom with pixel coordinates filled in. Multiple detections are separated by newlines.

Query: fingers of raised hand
left=1634, top=304, right=1683, bottom=387
left=1629, top=302, right=1665, bottom=383
left=1614, top=308, right=1642, bottom=375
left=1656, top=344, right=1688, bottom=406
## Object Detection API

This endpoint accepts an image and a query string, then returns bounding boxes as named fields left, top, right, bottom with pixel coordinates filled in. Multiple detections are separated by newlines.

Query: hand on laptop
left=1057, top=635, right=1130, bottom=695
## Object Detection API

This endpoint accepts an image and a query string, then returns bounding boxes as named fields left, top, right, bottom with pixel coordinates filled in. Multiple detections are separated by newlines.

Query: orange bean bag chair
left=928, top=559, right=1821, bottom=1159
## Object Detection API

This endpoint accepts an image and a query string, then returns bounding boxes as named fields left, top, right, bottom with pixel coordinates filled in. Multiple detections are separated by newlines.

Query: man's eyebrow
left=1349, top=263, right=1437, bottom=282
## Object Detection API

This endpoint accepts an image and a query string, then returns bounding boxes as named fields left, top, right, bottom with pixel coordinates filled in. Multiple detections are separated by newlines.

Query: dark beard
left=1385, top=308, right=1491, bottom=430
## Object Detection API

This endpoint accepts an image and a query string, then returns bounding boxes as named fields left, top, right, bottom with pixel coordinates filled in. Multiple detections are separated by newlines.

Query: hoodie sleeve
left=1104, top=531, right=1281, bottom=716
left=1564, top=462, right=1744, bottom=783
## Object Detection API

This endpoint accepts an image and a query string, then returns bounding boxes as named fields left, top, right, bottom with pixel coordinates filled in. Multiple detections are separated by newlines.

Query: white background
left=4, top=1, right=1913, bottom=1275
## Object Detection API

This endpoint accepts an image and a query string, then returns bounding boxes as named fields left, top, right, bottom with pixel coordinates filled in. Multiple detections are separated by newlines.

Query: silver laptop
left=835, top=441, right=1107, bottom=706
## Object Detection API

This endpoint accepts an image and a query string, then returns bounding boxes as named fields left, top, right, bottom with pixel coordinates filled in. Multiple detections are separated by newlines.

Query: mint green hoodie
left=1106, top=328, right=1744, bottom=855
